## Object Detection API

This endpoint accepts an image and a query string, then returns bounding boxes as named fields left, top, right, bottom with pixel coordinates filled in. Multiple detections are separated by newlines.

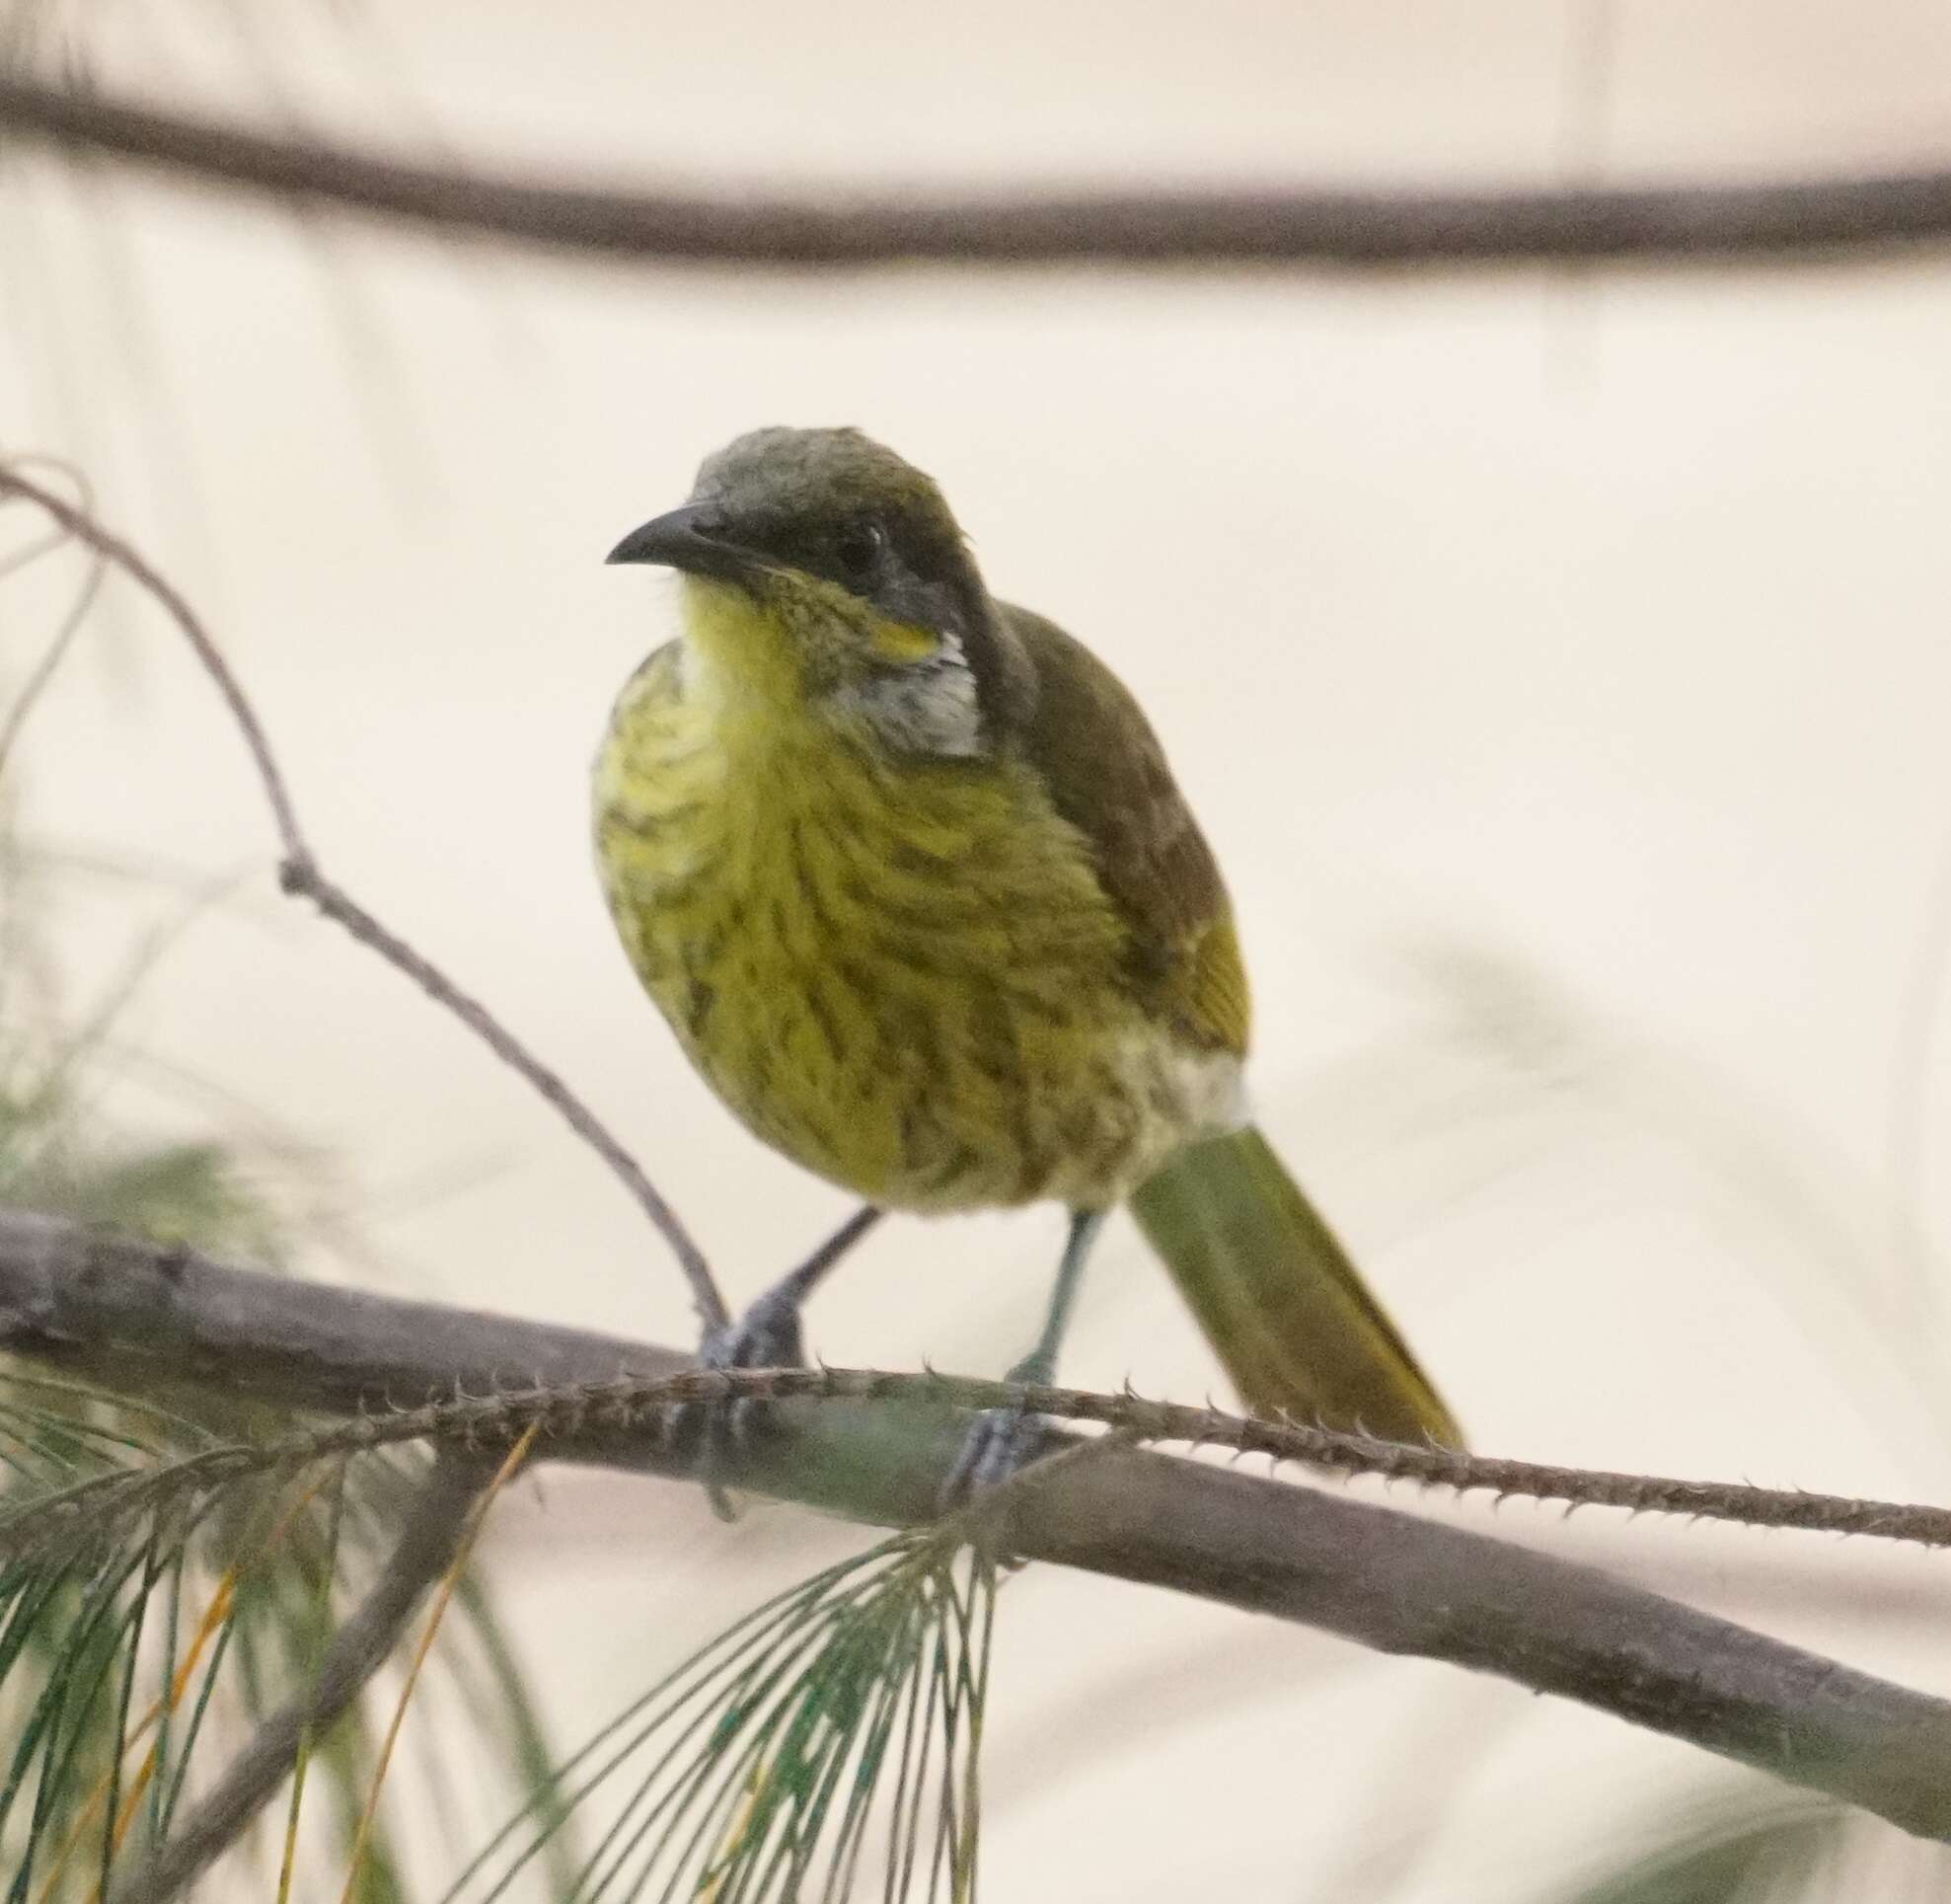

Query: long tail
left=1128, top=1125, right=1463, bottom=1447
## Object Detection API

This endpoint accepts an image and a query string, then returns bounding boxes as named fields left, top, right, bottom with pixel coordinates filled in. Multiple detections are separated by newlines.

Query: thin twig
left=0, top=465, right=725, bottom=1332
left=0, top=453, right=98, bottom=579
left=0, top=470, right=304, bottom=854
left=0, top=540, right=106, bottom=780
left=114, top=1453, right=488, bottom=1904
left=273, top=865, right=720, bottom=1328
left=11, top=1363, right=1951, bottom=1564
left=8, top=74, right=1951, bottom=270
left=0, top=455, right=104, bottom=780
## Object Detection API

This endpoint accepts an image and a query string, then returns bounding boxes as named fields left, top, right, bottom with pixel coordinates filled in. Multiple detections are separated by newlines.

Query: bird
left=594, top=425, right=1460, bottom=1486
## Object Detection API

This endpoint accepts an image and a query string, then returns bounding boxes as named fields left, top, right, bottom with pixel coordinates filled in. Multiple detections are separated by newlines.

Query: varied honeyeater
left=595, top=427, right=1460, bottom=1477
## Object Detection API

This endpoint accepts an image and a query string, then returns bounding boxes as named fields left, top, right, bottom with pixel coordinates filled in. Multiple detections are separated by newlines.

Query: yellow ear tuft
left=867, top=619, right=941, bottom=664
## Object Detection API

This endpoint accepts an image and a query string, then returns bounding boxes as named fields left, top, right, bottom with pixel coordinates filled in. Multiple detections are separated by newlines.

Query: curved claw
left=701, top=1286, right=806, bottom=1374
left=938, top=1403, right=1050, bottom=1512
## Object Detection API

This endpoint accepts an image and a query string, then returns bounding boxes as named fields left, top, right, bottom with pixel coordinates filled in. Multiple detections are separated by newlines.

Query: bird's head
left=608, top=426, right=1029, bottom=755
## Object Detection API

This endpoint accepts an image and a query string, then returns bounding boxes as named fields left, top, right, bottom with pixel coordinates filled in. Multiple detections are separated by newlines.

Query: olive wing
left=1000, top=602, right=1249, bottom=1056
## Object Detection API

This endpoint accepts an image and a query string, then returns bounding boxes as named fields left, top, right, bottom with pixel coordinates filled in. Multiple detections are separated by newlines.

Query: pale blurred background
left=7, top=0, right=1951, bottom=1894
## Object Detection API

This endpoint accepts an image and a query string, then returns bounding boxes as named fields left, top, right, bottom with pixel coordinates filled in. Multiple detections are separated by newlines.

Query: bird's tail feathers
left=1129, top=1125, right=1462, bottom=1447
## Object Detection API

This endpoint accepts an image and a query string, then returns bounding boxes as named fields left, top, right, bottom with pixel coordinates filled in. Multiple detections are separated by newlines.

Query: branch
left=8, top=74, right=1951, bottom=270
left=114, top=1452, right=487, bottom=1904
left=5, top=1210, right=1951, bottom=1843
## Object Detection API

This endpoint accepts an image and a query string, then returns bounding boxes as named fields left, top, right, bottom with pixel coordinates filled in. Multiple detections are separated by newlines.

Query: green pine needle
left=0, top=547, right=565, bottom=1898
left=449, top=1529, right=998, bottom=1904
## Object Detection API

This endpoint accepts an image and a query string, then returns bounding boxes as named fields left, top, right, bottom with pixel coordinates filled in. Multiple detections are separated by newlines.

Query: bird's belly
left=683, top=952, right=1226, bottom=1213
left=595, top=714, right=1238, bottom=1212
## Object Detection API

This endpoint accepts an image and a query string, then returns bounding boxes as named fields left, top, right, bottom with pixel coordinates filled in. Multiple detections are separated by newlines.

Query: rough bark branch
left=4, top=1208, right=1950, bottom=1843
left=7, top=75, right=1951, bottom=270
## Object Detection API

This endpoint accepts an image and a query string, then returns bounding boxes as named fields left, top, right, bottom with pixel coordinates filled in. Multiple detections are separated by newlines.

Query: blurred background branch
left=8, top=72, right=1951, bottom=270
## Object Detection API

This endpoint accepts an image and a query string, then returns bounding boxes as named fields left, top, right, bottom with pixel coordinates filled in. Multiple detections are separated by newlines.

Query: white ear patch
left=829, top=638, right=985, bottom=758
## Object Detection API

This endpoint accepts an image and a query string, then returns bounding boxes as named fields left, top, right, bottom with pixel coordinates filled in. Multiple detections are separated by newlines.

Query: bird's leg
left=702, top=1203, right=883, bottom=1375
left=694, top=1205, right=881, bottom=1509
left=942, top=1207, right=1106, bottom=1504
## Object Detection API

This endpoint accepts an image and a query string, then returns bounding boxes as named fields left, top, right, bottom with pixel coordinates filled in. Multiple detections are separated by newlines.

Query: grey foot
left=693, top=1291, right=808, bottom=1516
left=939, top=1351, right=1057, bottom=1509
left=939, top=1405, right=1050, bottom=1509
left=701, top=1286, right=806, bottom=1379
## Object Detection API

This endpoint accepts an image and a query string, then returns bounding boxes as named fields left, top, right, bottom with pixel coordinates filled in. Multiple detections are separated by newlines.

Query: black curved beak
left=605, top=503, right=769, bottom=586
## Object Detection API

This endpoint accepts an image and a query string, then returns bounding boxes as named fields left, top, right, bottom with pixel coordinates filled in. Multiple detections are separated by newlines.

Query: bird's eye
left=832, top=517, right=887, bottom=583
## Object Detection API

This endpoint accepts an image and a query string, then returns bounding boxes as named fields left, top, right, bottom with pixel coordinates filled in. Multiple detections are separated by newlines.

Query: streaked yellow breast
left=593, top=619, right=1238, bottom=1212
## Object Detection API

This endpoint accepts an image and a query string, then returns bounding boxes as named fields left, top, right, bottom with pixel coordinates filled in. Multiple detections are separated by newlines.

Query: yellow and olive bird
left=596, top=426, right=1460, bottom=1481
